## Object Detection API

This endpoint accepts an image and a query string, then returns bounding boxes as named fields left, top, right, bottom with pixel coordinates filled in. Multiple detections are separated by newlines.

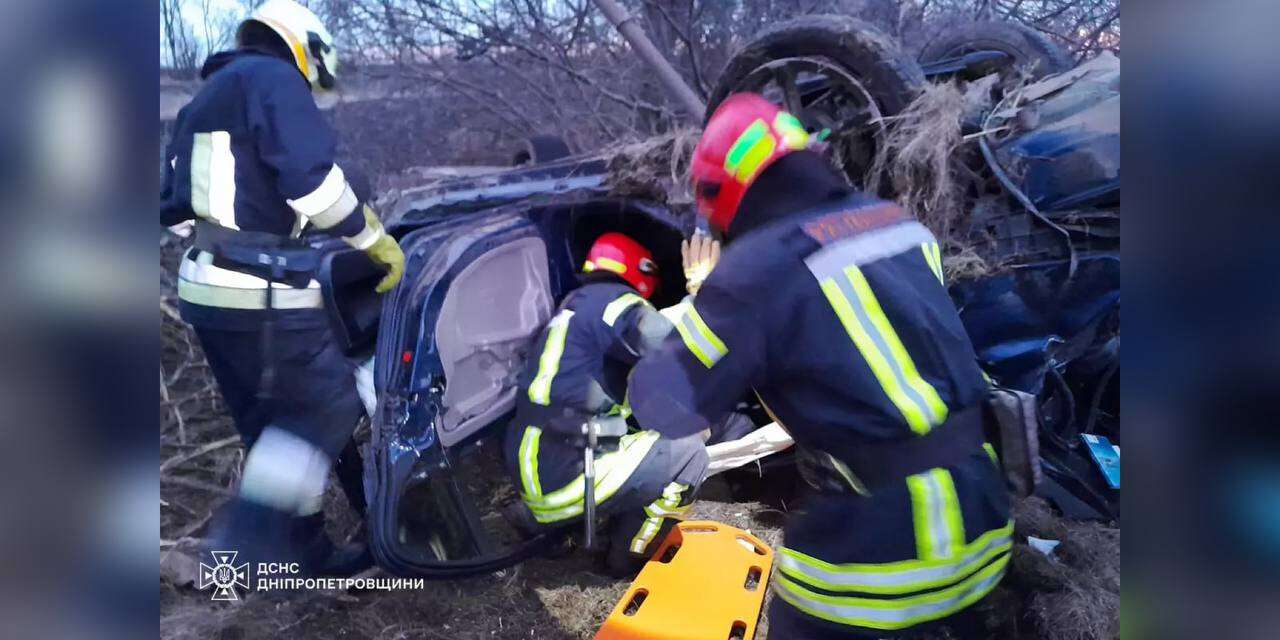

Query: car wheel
left=707, top=15, right=925, bottom=186
left=919, top=21, right=1072, bottom=83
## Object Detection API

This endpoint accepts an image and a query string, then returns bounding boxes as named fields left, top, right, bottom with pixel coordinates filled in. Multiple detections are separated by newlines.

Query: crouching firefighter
left=160, top=0, right=405, bottom=576
left=628, top=94, right=1012, bottom=639
left=505, top=233, right=708, bottom=575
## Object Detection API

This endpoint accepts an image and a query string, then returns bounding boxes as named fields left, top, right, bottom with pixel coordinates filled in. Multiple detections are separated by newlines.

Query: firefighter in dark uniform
left=506, top=233, right=708, bottom=575
left=628, top=94, right=1011, bottom=638
left=160, top=0, right=405, bottom=573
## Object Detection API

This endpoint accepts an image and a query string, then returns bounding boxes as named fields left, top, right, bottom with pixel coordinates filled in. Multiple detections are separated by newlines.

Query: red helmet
left=691, top=93, right=812, bottom=234
left=583, top=232, right=659, bottom=299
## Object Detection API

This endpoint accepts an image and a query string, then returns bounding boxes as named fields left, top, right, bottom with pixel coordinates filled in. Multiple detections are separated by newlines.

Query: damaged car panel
left=330, top=177, right=690, bottom=576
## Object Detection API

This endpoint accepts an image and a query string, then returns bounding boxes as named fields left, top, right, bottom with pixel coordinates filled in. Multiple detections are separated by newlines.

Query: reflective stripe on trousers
left=629, top=481, right=691, bottom=554
left=774, top=551, right=1008, bottom=631
left=775, top=466, right=1012, bottom=630
left=517, top=429, right=661, bottom=523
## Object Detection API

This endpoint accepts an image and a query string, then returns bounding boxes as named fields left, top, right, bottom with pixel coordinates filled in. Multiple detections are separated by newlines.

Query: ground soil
left=161, top=471, right=1117, bottom=640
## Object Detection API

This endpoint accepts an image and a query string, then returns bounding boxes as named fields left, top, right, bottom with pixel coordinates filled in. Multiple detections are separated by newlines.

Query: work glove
left=681, top=232, right=721, bottom=295
left=360, top=206, right=405, bottom=294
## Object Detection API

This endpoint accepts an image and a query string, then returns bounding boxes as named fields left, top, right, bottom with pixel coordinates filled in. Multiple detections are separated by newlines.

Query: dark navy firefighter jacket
left=628, top=194, right=1013, bottom=632
left=506, top=279, right=672, bottom=492
left=161, top=48, right=378, bottom=329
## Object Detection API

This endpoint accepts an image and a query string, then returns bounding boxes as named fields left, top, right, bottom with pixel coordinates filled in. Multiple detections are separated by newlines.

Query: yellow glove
left=681, top=233, right=721, bottom=295
left=359, top=206, right=405, bottom=294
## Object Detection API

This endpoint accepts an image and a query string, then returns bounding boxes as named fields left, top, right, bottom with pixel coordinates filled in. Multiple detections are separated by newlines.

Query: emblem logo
left=199, top=551, right=250, bottom=601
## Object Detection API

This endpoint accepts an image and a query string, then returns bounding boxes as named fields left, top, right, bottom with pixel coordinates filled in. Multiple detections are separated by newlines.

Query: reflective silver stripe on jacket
left=190, top=131, right=238, bottom=230
left=343, top=216, right=385, bottom=250
left=602, top=293, right=645, bottom=327
left=287, top=164, right=358, bottom=229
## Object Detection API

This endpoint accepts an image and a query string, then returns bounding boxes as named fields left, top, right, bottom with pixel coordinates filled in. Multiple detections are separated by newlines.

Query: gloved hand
left=681, top=233, right=721, bottom=295
left=361, top=206, right=405, bottom=294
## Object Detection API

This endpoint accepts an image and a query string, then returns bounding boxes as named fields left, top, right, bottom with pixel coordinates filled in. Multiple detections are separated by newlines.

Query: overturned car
left=317, top=17, right=1119, bottom=577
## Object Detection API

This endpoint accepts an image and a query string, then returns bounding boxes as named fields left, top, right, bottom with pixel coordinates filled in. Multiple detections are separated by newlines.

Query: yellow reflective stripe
left=643, top=482, right=690, bottom=518
left=177, top=280, right=323, bottom=310
left=907, top=469, right=965, bottom=561
left=734, top=130, right=778, bottom=182
left=982, top=442, right=999, bottom=466
left=588, top=256, right=628, bottom=275
left=931, top=243, right=943, bottom=281
left=255, top=15, right=311, bottom=79
left=675, top=305, right=728, bottom=368
left=921, top=242, right=943, bottom=284
left=774, top=553, right=1009, bottom=631
left=527, top=309, right=575, bottom=405
left=630, top=519, right=663, bottom=554
left=518, top=426, right=543, bottom=498
left=525, top=431, right=661, bottom=522
left=938, top=471, right=965, bottom=558
left=845, top=266, right=949, bottom=431
left=774, top=112, right=810, bottom=150
left=819, top=277, right=930, bottom=434
left=630, top=482, right=689, bottom=553
left=724, top=119, right=768, bottom=175
left=778, top=522, right=1012, bottom=595
left=603, top=293, right=645, bottom=327
left=724, top=119, right=778, bottom=183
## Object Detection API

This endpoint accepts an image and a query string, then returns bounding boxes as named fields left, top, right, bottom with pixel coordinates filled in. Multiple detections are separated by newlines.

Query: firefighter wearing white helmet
left=238, top=0, right=339, bottom=92
left=162, top=0, right=403, bottom=576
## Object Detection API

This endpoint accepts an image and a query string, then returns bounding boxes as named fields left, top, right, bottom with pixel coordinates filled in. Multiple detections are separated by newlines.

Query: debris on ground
left=990, top=496, right=1121, bottom=640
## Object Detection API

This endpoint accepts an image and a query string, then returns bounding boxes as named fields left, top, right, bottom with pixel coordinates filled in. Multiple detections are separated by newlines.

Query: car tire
left=708, top=15, right=924, bottom=121
left=919, top=21, right=1072, bottom=81
left=706, top=15, right=926, bottom=184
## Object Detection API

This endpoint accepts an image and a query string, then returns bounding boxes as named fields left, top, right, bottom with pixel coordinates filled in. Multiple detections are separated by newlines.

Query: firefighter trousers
left=506, top=424, right=708, bottom=558
left=194, top=325, right=366, bottom=511
left=767, top=450, right=1011, bottom=639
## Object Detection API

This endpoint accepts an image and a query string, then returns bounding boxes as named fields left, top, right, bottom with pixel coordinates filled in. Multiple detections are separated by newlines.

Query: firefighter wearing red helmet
left=629, top=93, right=1011, bottom=638
left=582, top=232, right=661, bottom=298
left=504, top=232, right=708, bottom=575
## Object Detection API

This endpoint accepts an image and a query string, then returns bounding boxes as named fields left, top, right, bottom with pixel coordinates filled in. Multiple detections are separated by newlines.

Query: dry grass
left=1006, top=497, right=1121, bottom=640
left=866, top=81, right=969, bottom=245
left=603, top=128, right=701, bottom=206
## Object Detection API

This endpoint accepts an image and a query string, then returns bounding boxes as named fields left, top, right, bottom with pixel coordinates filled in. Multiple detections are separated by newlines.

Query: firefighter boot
left=291, top=513, right=373, bottom=577
left=204, top=497, right=294, bottom=590
left=603, top=516, right=678, bottom=578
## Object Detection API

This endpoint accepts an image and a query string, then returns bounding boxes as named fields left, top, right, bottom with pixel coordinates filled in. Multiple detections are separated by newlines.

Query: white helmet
left=236, top=0, right=338, bottom=91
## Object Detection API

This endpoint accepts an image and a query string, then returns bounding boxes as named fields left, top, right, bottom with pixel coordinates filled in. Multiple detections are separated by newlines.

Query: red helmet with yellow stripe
left=691, top=93, right=812, bottom=234
left=583, top=232, right=659, bottom=299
